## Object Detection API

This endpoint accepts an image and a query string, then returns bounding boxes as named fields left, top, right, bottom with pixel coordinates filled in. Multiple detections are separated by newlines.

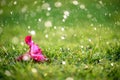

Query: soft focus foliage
left=0, top=0, right=120, bottom=80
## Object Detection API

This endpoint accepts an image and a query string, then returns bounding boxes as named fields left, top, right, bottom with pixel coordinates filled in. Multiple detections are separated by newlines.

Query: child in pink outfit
left=16, top=35, right=47, bottom=62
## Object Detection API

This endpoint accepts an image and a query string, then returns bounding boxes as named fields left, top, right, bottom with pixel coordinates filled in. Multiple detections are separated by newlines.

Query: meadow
left=0, top=0, right=120, bottom=80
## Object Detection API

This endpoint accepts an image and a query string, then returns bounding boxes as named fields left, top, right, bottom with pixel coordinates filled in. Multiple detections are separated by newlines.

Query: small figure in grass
left=16, top=35, right=48, bottom=62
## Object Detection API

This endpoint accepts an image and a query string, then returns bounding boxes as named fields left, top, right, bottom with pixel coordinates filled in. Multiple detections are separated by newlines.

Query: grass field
left=0, top=0, right=120, bottom=80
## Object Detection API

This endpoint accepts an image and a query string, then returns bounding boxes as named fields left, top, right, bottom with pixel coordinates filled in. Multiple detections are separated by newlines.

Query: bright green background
left=0, top=0, right=120, bottom=80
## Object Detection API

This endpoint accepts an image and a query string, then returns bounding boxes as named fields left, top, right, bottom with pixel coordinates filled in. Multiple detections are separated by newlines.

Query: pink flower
left=16, top=35, right=48, bottom=62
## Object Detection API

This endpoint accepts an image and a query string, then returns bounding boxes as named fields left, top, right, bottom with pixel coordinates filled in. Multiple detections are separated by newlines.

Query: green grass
left=0, top=25, right=120, bottom=80
left=0, top=0, right=120, bottom=80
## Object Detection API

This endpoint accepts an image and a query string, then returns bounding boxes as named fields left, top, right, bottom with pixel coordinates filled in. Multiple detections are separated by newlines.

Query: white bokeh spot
left=44, top=20, right=52, bottom=27
left=54, top=2, right=62, bottom=8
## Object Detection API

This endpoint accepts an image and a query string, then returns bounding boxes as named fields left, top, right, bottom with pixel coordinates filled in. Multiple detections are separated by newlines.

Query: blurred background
left=0, top=0, right=120, bottom=80
left=0, top=0, right=120, bottom=27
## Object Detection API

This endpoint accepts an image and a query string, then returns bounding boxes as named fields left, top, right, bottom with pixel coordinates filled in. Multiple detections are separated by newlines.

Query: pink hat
left=25, top=35, right=32, bottom=44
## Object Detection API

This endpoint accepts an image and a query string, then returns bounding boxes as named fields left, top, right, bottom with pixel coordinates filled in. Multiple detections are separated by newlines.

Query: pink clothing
left=16, top=35, right=47, bottom=62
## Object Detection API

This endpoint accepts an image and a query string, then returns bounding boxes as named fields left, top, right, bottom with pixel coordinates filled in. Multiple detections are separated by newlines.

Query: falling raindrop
left=34, top=1, right=37, bottom=5
left=87, top=14, right=92, bottom=18
left=61, top=27, right=64, bottom=31
left=29, top=30, right=36, bottom=35
left=74, top=34, right=77, bottom=37
left=38, top=18, right=42, bottom=22
left=45, top=34, right=49, bottom=38
left=64, top=11, right=69, bottom=16
left=94, top=27, right=97, bottom=30
left=80, top=45, right=84, bottom=48
left=72, top=0, right=79, bottom=5
left=54, top=26, right=57, bottom=29
left=88, top=39, right=92, bottom=42
left=61, top=36, right=65, bottom=40
left=62, top=61, right=66, bottom=65
left=28, top=26, right=31, bottom=29
left=46, top=12, right=50, bottom=16
left=80, top=4, right=85, bottom=10
left=54, top=1, right=62, bottom=8
left=106, top=41, right=109, bottom=45
left=99, top=1, right=103, bottom=5
left=10, top=11, right=13, bottom=15
left=21, top=5, right=28, bottom=13
left=111, top=63, right=114, bottom=66
left=47, top=7, right=51, bottom=11
left=13, top=1, right=17, bottom=5
left=31, top=68, right=37, bottom=73
left=12, top=45, right=15, bottom=50
left=63, top=15, right=67, bottom=19
left=62, top=19, right=65, bottom=22
left=20, top=42, right=24, bottom=46
left=42, top=3, right=50, bottom=10
left=90, top=24, right=93, bottom=26
left=44, top=20, right=52, bottom=27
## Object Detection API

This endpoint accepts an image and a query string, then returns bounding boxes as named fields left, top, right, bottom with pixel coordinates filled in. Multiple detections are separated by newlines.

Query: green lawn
left=0, top=0, right=120, bottom=80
